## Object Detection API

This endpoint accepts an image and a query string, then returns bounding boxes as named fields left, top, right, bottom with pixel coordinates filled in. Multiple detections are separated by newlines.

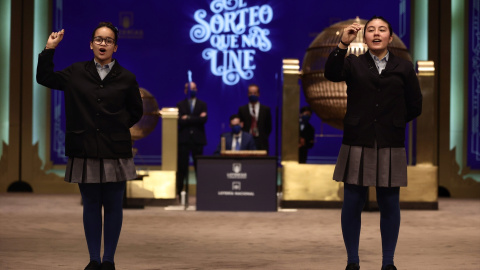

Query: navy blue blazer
left=237, top=103, right=272, bottom=147
left=177, top=98, right=208, bottom=145
left=324, top=48, right=422, bottom=148
left=215, top=131, right=257, bottom=154
left=36, top=49, right=143, bottom=158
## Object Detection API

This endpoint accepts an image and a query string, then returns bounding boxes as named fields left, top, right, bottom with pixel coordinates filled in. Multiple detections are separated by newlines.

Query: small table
left=196, top=156, right=277, bottom=211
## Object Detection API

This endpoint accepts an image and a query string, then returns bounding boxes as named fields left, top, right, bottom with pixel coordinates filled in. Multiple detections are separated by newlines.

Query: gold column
left=5, top=0, right=34, bottom=191
left=281, top=59, right=300, bottom=162
left=281, top=58, right=343, bottom=205
left=396, top=61, right=438, bottom=204
left=416, top=61, right=437, bottom=165
left=127, top=108, right=178, bottom=199
left=160, top=107, right=179, bottom=171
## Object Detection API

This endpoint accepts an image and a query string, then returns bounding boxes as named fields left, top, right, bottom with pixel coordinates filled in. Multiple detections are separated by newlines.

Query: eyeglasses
left=92, top=36, right=115, bottom=46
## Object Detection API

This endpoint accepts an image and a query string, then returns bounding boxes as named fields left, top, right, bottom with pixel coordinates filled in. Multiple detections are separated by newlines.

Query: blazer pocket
left=109, top=132, right=132, bottom=154
left=342, top=116, right=361, bottom=141
left=66, top=130, right=86, bottom=153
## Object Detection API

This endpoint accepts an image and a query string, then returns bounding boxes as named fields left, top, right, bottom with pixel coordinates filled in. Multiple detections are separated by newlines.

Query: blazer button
left=97, top=98, right=101, bottom=103
left=100, top=85, right=104, bottom=88
left=96, top=112, right=100, bottom=116
left=375, top=104, right=379, bottom=107
left=374, top=119, right=377, bottom=122
left=96, top=128, right=100, bottom=132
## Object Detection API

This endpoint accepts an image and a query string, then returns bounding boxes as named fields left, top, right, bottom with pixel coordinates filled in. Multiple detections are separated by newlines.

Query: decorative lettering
left=190, top=0, right=274, bottom=85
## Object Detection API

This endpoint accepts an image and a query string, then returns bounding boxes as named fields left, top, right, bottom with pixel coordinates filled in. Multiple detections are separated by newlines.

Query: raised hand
left=340, top=23, right=361, bottom=46
left=45, top=29, right=65, bottom=49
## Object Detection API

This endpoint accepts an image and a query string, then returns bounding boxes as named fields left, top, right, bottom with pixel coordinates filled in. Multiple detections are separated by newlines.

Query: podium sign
left=196, top=156, right=277, bottom=211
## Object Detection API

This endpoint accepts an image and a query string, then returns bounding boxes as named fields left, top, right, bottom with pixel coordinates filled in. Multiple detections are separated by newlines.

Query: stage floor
left=0, top=193, right=479, bottom=270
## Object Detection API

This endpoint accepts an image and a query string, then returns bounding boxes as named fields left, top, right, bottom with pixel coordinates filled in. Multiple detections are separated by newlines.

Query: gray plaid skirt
left=65, top=157, right=137, bottom=184
left=333, top=144, right=407, bottom=187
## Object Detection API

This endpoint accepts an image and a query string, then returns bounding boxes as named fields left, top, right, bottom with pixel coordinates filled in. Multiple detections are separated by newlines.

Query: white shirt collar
left=94, top=59, right=115, bottom=69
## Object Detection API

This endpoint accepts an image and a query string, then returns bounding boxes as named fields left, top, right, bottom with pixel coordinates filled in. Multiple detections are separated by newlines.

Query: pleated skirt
left=65, top=157, right=137, bottom=184
left=333, top=144, right=407, bottom=187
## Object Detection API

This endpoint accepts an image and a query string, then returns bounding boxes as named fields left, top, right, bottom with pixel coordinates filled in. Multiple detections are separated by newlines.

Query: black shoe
left=346, top=263, right=360, bottom=270
left=382, top=265, right=397, bottom=270
left=84, top=260, right=101, bottom=270
left=100, top=261, right=116, bottom=270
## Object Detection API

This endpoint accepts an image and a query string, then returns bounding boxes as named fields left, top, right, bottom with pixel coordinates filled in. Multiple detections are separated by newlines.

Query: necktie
left=235, top=136, right=241, bottom=151
left=189, top=100, right=194, bottom=113
left=250, top=106, right=258, bottom=136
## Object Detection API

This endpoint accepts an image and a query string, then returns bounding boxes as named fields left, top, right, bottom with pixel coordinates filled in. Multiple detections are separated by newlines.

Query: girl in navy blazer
left=325, top=16, right=422, bottom=270
left=37, top=22, right=143, bottom=270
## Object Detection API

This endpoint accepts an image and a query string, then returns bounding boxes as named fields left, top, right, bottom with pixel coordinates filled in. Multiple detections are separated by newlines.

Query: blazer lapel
left=364, top=50, right=400, bottom=75
left=103, top=60, right=122, bottom=81
left=257, top=105, right=264, bottom=124
left=363, top=52, right=380, bottom=77
left=226, top=133, right=233, bottom=150
left=243, top=106, right=252, bottom=127
left=85, top=59, right=123, bottom=82
left=240, top=132, right=246, bottom=149
left=181, top=99, right=190, bottom=115
left=86, top=60, right=101, bottom=81
left=383, top=52, right=399, bottom=73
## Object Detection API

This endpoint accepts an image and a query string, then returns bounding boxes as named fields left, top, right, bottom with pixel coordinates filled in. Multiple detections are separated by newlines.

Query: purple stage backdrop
left=50, top=0, right=411, bottom=165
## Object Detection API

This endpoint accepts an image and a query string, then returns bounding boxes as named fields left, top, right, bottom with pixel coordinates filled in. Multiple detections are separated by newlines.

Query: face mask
left=301, top=115, right=311, bottom=123
left=231, top=125, right=242, bottom=134
left=248, top=95, right=259, bottom=103
left=189, top=90, right=197, bottom=98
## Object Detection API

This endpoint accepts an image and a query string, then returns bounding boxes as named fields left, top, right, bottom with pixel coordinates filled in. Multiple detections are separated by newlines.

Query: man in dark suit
left=176, top=81, right=207, bottom=197
left=299, top=106, right=315, bottom=163
left=215, top=114, right=256, bottom=154
left=237, top=84, right=272, bottom=153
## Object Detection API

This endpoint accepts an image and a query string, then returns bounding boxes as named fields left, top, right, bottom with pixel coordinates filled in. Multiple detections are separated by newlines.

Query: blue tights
left=79, top=182, right=125, bottom=264
left=341, top=183, right=400, bottom=267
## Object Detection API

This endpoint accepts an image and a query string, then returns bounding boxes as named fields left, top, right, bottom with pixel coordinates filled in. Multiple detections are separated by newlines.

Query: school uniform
left=325, top=46, right=422, bottom=268
left=37, top=48, right=143, bottom=183
left=36, top=48, right=143, bottom=266
left=325, top=47, right=422, bottom=187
